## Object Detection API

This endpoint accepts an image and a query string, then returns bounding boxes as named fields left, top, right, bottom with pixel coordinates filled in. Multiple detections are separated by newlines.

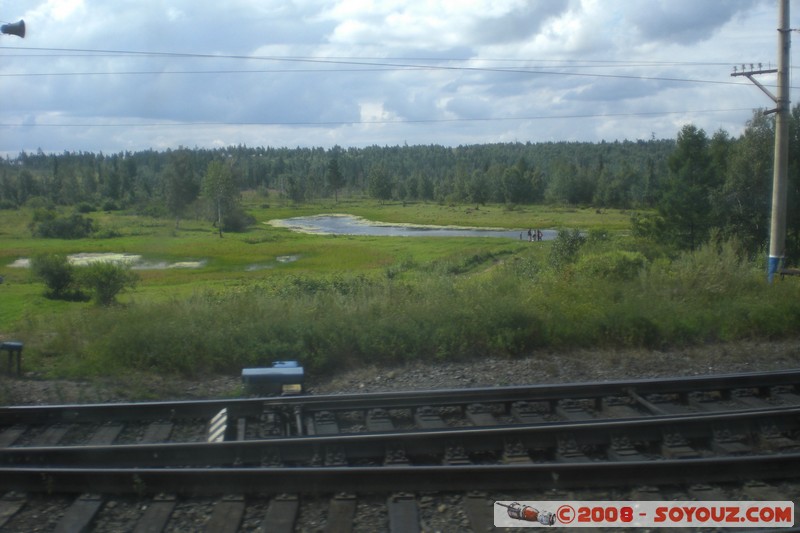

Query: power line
left=2, top=68, right=797, bottom=90
left=0, top=67, right=433, bottom=76
left=0, top=108, right=756, bottom=129
left=0, top=45, right=772, bottom=87
left=2, top=49, right=790, bottom=71
left=0, top=48, right=751, bottom=66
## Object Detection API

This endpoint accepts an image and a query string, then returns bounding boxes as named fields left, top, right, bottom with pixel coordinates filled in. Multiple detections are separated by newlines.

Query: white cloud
left=0, top=0, right=787, bottom=154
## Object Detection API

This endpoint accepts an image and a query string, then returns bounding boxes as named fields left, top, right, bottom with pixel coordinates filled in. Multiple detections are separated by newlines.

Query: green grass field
left=2, top=200, right=602, bottom=330
left=2, top=199, right=798, bottom=380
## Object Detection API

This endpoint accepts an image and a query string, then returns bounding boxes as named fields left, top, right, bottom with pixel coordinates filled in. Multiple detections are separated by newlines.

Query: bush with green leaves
left=30, top=209, right=95, bottom=239
left=575, top=250, right=647, bottom=281
left=30, top=253, right=82, bottom=300
left=222, top=207, right=256, bottom=232
left=548, top=228, right=586, bottom=272
left=78, top=261, right=139, bottom=306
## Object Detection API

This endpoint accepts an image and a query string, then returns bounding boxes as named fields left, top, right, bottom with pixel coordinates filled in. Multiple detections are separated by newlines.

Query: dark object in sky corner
left=1, top=20, right=25, bottom=38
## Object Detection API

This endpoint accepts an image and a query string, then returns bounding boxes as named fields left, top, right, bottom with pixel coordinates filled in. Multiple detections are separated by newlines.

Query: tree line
left=0, top=138, right=674, bottom=212
left=3, top=106, right=800, bottom=261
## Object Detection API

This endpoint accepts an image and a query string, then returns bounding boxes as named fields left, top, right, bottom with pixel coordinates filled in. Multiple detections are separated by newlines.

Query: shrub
left=24, top=196, right=53, bottom=209
left=641, top=239, right=761, bottom=301
left=31, top=210, right=95, bottom=239
left=575, top=250, right=647, bottom=281
left=548, top=228, right=586, bottom=271
left=78, top=261, right=139, bottom=306
left=76, top=202, right=96, bottom=213
left=30, top=253, right=84, bottom=300
left=102, top=200, right=120, bottom=211
left=222, top=207, right=256, bottom=232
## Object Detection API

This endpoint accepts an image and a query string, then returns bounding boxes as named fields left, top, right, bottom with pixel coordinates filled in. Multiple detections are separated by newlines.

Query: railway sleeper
left=465, top=403, right=499, bottom=426
left=384, top=445, right=409, bottom=466
left=141, top=422, right=173, bottom=444
left=325, top=492, right=356, bottom=533
left=607, top=435, right=647, bottom=461
left=660, top=431, right=701, bottom=459
left=414, top=406, right=446, bottom=429
left=502, top=439, right=532, bottom=464
left=773, top=390, right=800, bottom=405
left=444, top=443, right=471, bottom=466
left=387, top=493, right=420, bottom=533
left=324, top=446, right=348, bottom=467
left=601, top=396, right=642, bottom=419
left=629, top=485, right=662, bottom=501
left=204, top=494, right=245, bottom=533
left=312, top=411, right=340, bottom=435
left=262, top=493, right=299, bottom=533
left=689, top=390, right=761, bottom=412
left=88, top=423, right=124, bottom=446
left=0, top=491, right=25, bottom=529
left=366, top=408, right=395, bottom=432
left=741, top=480, right=787, bottom=501
left=554, top=399, right=594, bottom=421
left=30, top=424, right=71, bottom=447
left=733, top=391, right=776, bottom=409
left=54, top=493, right=104, bottom=533
left=556, top=435, right=591, bottom=463
left=463, top=491, right=493, bottom=533
left=0, top=425, right=26, bottom=447
left=260, top=450, right=283, bottom=467
left=132, top=494, right=177, bottom=533
left=758, top=422, right=800, bottom=450
left=711, top=428, right=752, bottom=455
left=510, top=401, right=546, bottom=424
left=687, top=483, right=727, bottom=500
left=641, top=394, right=696, bottom=415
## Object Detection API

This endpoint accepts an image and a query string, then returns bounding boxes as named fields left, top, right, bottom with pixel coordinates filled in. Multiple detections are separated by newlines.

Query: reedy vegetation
left=19, top=233, right=800, bottom=378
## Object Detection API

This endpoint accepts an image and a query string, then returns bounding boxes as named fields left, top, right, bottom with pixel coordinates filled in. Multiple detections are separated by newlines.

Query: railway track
left=1, top=368, right=799, bottom=531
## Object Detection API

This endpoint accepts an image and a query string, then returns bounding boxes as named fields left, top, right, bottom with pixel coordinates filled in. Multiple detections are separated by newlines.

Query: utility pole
left=732, top=0, right=791, bottom=283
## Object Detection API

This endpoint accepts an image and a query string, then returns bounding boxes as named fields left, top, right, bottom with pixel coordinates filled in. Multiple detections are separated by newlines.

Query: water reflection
left=270, top=215, right=555, bottom=240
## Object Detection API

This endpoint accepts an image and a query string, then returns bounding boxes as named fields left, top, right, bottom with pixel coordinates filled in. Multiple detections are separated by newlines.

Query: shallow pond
left=8, top=253, right=298, bottom=272
left=8, top=253, right=206, bottom=270
left=269, top=215, right=555, bottom=240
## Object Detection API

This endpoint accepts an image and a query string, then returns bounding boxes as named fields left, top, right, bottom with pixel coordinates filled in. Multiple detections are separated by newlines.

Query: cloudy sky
left=0, top=0, right=794, bottom=155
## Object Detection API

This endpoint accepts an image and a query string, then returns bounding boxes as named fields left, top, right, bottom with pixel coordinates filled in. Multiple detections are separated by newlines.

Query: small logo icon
left=496, top=502, right=556, bottom=525
left=556, top=504, right=575, bottom=524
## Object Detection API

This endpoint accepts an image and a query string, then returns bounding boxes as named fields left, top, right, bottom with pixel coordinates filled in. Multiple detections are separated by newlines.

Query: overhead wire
left=0, top=47, right=751, bottom=65
left=0, top=45, right=780, bottom=87
left=0, top=108, right=757, bottom=129
left=0, top=46, right=787, bottom=130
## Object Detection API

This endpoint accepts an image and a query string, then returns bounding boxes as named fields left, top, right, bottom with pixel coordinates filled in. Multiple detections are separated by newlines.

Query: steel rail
left=3, top=405, right=798, bottom=468
left=2, top=454, right=800, bottom=494
left=1, top=368, right=799, bottom=424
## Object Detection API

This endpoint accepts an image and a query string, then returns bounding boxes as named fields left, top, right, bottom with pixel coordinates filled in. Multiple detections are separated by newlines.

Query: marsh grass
left=22, top=239, right=800, bottom=378
left=5, top=203, right=800, bottom=379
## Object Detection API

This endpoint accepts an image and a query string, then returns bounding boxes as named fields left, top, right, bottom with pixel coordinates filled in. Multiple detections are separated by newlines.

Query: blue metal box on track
left=242, top=361, right=304, bottom=395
